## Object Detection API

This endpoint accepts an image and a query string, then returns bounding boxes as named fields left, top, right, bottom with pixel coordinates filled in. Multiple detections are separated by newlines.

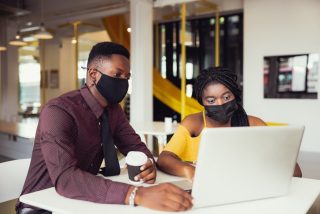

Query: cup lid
left=126, top=151, right=148, bottom=166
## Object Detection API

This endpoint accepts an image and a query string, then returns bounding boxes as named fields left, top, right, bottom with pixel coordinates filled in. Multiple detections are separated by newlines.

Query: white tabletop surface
left=0, top=120, right=37, bottom=139
left=20, top=169, right=320, bottom=214
left=131, top=121, right=178, bottom=136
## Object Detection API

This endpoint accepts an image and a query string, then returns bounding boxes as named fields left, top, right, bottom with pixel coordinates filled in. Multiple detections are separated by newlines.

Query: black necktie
left=100, top=110, right=120, bottom=176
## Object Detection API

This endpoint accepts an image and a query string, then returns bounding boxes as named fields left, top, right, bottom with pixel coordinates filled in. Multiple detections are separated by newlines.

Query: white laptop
left=173, top=125, right=304, bottom=208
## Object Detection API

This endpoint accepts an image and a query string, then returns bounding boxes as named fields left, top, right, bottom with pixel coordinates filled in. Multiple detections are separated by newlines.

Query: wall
left=41, top=38, right=76, bottom=104
left=0, top=34, right=76, bottom=120
left=0, top=18, right=5, bottom=120
left=59, top=38, right=77, bottom=96
left=214, top=0, right=243, bottom=11
left=0, top=21, right=19, bottom=122
left=130, top=0, right=154, bottom=124
left=243, top=0, right=320, bottom=152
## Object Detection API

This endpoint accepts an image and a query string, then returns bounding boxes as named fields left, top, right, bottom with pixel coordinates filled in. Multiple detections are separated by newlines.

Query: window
left=264, top=54, right=319, bottom=99
left=18, top=45, right=41, bottom=116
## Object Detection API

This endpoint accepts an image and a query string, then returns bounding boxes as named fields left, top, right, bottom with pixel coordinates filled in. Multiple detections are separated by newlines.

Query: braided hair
left=194, top=67, right=249, bottom=126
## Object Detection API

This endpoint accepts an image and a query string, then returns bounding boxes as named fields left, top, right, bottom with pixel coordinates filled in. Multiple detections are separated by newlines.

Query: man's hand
left=134, top=159, right=156, bottom=184
left=293, top=163, right=302, bottom=177
left=135, top=183, right=193, bottom=211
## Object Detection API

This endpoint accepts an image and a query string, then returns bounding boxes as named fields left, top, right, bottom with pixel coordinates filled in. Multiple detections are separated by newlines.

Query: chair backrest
left=0, top=158, right=30, bottom=203
left=266, top=121, right=288, bottom=126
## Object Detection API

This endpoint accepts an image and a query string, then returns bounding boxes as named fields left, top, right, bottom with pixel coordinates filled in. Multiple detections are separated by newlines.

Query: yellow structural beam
left=200, top=0, right=218, bottom=11
left=180, top=3, right=187, bottom=119
left=39, top=40, right=46, bottom=105
left=153, top=68, right=203, bottom=115
left=73, top=21, right=80, bottom=89
left=155, top=24, right=160, bottom=70
left=102, top=15, right=130, bottom=51
left=266, top=122, right=288, bottom=126
left=215, top=7, right=220, bottom=66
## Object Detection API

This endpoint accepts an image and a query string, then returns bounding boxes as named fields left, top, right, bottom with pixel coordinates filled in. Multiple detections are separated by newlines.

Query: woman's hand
left=183, top=164, right=195, bottom=182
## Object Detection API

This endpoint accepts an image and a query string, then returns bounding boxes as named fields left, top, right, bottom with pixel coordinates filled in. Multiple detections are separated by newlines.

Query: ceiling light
left=9, top=32, right=27, bottom=46
left=21, top=46, right=37, bottom=51
left=34, top=23, right=53, bottom=40
left=23, top=36, right=37, bottom=42
left=34, top=0, right=53, bottom=40
left=0, top=46, right=7, bottom=51
left=8, top=1, right=27, bottom=47
left=71, top=37, right=77, bottom=44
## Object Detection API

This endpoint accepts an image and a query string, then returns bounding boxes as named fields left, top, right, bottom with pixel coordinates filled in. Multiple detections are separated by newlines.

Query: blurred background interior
left=0, top=0, right=319, bottom=184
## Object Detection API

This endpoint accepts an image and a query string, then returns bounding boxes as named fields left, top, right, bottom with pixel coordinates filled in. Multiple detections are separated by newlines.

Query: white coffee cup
left=164, top=117, right=173, bottom=132
left=126, top=151, right=148, bottom=185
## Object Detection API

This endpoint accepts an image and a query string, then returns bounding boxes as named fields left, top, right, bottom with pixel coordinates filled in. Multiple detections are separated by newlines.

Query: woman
left=157, top=67, right=302, bottom=181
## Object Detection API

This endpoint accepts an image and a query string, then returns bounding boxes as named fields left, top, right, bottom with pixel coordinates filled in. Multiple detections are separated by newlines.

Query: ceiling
left=1, top=0, right=234, bottom=30
left=2, top=0, right=241, bottom=59
left=1, top=0, right=128, bottom=39
left=2, top=0, right=122, bottom=61
left=0, top=0, right=29, bottom=17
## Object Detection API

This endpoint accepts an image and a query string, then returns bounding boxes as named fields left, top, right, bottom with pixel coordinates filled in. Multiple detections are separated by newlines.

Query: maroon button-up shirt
left=17, top=86, right=153, bottom=210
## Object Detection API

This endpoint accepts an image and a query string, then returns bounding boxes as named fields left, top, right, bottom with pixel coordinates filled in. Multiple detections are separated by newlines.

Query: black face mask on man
left=204, top=99, right=238, bottom=123
left=95, top=72, right=129, bottom=105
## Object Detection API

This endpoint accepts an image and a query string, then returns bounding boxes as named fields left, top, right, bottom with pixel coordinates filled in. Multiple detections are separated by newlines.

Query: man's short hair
left=87, top=42, right=130, bottom=67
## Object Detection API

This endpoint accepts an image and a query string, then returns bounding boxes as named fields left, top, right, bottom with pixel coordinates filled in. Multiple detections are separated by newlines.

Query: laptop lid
left=192, top=125, right=304, bottom=208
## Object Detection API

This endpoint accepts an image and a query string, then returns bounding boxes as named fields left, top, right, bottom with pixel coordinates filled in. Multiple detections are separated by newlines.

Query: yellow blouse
left=163, top=112, right=207, bottom=162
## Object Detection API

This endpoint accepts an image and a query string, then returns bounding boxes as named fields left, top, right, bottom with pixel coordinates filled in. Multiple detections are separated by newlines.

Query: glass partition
left=155, top=13, right=243, bottom=121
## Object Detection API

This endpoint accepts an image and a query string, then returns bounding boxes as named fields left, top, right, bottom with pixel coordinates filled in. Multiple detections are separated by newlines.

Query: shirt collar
left=80, top=85, right=104, bottom=119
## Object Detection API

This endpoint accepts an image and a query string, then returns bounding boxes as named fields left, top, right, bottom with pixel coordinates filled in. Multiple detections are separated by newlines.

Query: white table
left=131, top=121, right=178, bottom=154
left=0, top=121, right=36, bottom=159
left=131, top=121, right=177, bottom=136
left=0, top=120, right=37, bottom=140
left=20, top=169, right=320, bottom=214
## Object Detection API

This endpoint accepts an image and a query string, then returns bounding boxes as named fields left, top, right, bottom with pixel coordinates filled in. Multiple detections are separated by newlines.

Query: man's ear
left=88, top=68, right=97, bottom=82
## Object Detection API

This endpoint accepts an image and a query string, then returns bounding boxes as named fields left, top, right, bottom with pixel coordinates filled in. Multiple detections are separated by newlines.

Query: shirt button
left=98, top=122, right=101, bottom=126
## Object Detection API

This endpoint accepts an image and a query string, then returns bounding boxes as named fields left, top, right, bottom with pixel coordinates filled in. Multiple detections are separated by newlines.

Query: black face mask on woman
left=204, top=99, right=238, bottom=124
left=95, top=72, right=129, bottom=105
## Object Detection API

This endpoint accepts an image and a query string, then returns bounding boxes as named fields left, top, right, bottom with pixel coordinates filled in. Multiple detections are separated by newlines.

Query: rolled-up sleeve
left=39, top=105, right=130, bottom=204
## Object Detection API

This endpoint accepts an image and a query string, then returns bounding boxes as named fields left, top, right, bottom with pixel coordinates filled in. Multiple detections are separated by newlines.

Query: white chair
left=0, top=158, right=31, bottom=203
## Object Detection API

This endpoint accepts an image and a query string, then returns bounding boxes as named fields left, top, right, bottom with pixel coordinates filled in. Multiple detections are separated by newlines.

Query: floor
left=0, top=155, right=12, bottom=163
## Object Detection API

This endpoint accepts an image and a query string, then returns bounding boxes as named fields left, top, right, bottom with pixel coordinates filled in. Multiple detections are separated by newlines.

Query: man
left=17, top=42, right=192, bottom=213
